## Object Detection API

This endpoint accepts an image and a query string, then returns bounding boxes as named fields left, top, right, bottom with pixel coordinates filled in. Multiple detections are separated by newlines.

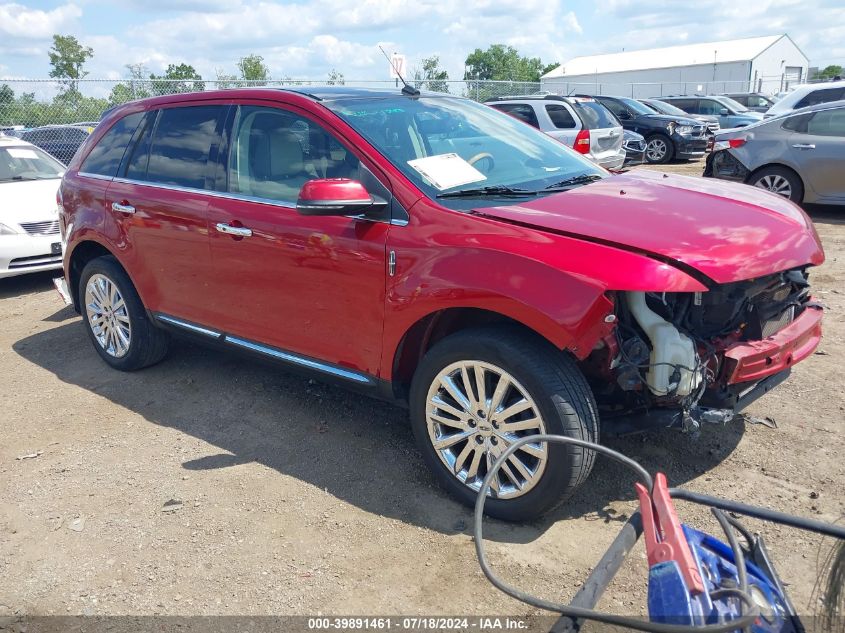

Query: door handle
left=215, top=222, right=253, bottom=238
left=792, top=143, right=815, bottom=149
left=111, top=202, right=135, bottom=214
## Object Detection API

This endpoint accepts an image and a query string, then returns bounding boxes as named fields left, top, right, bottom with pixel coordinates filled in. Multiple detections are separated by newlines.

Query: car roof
left=788, top=98, right=845, bottom=115
left=0, top=135, right=36, bottom=148
left=485, top=94, right=596, bottom=105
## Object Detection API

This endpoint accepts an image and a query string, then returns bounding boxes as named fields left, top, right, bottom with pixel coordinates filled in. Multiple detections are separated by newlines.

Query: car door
left=205, top=103, right=389, bottom=377
left=790, top=107, right=845, bottom=202
left=541, top=103, right=578, bottom=146
left=105, top=103, right=227, bottom=327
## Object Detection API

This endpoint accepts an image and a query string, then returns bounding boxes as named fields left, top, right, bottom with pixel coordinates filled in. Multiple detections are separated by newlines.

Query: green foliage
left=326, top=69, right=345, bottom=85
left=0, top=84, right=14, bottom=105
left=238, top=54, right=270, bottom=83
left=149, top=63, right=205, bottom=95
left=463, top=44, right=545, bottom=82
left=542, top=62, right=559, bottom=77
left=0, top=90, right=108, bottom=128
left=413, top=56, right=449, bottom=93
left=812, top=65, right=843, bottom=80
left=48, top=35, right=94, bottom=95
left=108, top=64, right=151, bottom=106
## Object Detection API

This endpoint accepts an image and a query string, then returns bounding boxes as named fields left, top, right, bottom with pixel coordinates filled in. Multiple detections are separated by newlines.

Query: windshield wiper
left=542, top=173, right=604, bottom=191
left=437, top=185, right=538, bottom=199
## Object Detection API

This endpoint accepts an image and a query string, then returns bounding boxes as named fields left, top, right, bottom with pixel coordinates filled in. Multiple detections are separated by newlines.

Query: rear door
left=105, top=103, right=227, bottom=326
left=790, top=106, right=845, bottom=202
left=541, top=103, right=578, bottom=146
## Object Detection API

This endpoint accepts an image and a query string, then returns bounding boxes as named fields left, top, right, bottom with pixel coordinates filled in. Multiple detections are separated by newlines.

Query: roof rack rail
left=485, top=94, right=567, bottom=102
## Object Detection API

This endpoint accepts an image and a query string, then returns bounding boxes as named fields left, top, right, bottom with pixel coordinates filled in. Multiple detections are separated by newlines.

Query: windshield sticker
left=407, top=153, right=486, bottom=191
left=8, top=148, right=38, bottom=159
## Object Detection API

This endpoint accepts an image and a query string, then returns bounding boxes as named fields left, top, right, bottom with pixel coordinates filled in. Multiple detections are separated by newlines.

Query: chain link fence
left=0, top=78, right=542, bottom=164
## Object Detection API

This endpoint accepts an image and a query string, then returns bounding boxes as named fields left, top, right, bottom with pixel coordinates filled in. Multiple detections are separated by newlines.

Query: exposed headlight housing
left=677, top=125, right=695, bottom=136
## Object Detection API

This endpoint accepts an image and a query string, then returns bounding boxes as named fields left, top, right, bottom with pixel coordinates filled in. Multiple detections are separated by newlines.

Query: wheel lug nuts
left=491, top=437, right=498, bottom=445
left=477, top=410, right=485, bottom=418
left=468, top=420, right=476, bottom=428
left=475, top=436, right=484, bottom=444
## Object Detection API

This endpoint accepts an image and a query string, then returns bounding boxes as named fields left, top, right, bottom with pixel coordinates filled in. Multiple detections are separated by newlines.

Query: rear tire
left=748, top=166, right=804, bottom=203
left=409, top=327, right=599, bottom=521
left=79, top=256, right=169, bottom=371
left=645, top=134, right=675, bottom=164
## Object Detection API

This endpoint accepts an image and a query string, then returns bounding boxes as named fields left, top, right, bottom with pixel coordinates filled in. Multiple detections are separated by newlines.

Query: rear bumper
left=704, top=150, right=749, bottom=181
left=723, top=304, right=823, bottom=385
left=596, top=153, right=626, bottom=170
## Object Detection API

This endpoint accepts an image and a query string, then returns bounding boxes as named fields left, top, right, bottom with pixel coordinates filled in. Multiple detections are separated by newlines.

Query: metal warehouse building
left=541, top=34, right=808, bottom=98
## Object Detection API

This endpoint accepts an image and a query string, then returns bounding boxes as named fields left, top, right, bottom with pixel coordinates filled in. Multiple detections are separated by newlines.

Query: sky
left=1, top=0, right=844, bottom=85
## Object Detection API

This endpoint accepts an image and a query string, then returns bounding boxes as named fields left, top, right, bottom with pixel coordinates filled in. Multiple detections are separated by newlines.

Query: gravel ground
left=1, top=158, right=843, bottom=631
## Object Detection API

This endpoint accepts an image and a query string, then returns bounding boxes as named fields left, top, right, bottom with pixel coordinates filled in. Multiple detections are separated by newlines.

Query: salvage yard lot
left=1, top=161, right=843, bottom=626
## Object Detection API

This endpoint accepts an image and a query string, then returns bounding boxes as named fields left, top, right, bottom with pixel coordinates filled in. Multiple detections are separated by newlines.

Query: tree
left=0, top=84, right=14, bottom=104
left=149, top=63, right=205, bottom=95
left=108, top=63, right=150, bottom=106
left=812, top=65, right=843, bottom=80
left=326, top=69, right=345, bottom=85
left=463, top=44, right=545, bottom=82
left=238, top=54, right=270, bottom=83
left=541, top=62, right=559, bottom=77
left=413, top=55, right=449, bottom=93
left=48, top=34, right=94, bottom=96
left=215, top=68, right=241, bottom=89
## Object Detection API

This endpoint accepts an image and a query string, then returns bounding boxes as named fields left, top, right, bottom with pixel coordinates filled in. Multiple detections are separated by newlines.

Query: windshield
left=0, top=145, right=65, bottom=182
left=618, top=98, right=657, bottom=116
left=325, top=96, right=604, bottom=208
left=644, top=100, right=688, bottom=117
left=719, top=96, right=749, bottom=112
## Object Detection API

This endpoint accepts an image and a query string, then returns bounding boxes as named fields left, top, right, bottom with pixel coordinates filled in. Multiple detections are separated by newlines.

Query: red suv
left=57, top=87, right=824, bottom=520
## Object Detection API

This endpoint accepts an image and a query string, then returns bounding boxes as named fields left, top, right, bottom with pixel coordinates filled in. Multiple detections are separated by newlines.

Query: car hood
left=0, top=178, right=61, bottom=226
left=473, top=170, right=824, bottom=285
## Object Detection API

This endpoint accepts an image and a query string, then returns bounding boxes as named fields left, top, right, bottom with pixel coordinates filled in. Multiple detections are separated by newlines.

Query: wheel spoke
left=507, top=454, right=533, bottom=481
left=517, top=442, right=547, bottom=459
left=474, top=365, right=487, bottom=412
left=440, top=374, right=471, bottom=411
left=433, top=431, right=472, bottom=451
left=460, top=364, right=481, bottom=412
left=499, top=459, right=524, bottom=491
left=485, top=451, right=501, bottom=496
left=488, top=373, right=511, bottom=417
left=428, top=411, right=468, bottom=431
left=430, top=395, right=469, bottom=421
left=500, top=416, right=543, bottom=433
left=495, top=398, right=532, bottom=422
left=466, top=447, right=483, bottom=480
left=453, top=441, right=475, bottom=474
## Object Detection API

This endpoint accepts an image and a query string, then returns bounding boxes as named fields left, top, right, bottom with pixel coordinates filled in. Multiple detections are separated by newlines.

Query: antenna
left=379, top=45, right=420, bottom=96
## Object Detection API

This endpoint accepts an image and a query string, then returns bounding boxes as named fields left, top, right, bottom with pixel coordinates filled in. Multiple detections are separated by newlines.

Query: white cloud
left=0, top=2, right=81, bottom=39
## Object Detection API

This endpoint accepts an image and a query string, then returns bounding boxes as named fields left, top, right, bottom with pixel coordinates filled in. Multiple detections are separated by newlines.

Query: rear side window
left=545, top=104, right=576, bottom=129
left=795, top=87, right=845, bottom=109
left=697, top=100, right=724, bottom=115
left=668, top=99, right=697, bottom=113
left=491, top=104, right=540, bottom=128
left=782, top=113, right=812, bottom=132
left=144, top=106, right=225, bottom=189
left=80, top=112, right=143, bottom=177
left=576, top=102, right=619, bottom=129
left=805, top=108, right=845, bottom=137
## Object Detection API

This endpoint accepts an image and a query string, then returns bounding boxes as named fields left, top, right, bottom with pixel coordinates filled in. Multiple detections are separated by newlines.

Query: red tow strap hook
left=635, top=473, right=706, bottom=595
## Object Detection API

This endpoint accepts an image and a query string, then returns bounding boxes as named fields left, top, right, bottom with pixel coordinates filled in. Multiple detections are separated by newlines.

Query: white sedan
left=0, top=135, right=65, bottom=279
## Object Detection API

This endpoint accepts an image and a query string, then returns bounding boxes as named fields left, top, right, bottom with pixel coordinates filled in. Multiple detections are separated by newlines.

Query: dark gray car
left=704, top=100, right=845, bottom=205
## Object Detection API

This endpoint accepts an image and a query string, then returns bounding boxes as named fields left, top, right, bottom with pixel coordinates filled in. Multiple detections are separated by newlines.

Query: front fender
left=383, top=207, right=707, bottom=370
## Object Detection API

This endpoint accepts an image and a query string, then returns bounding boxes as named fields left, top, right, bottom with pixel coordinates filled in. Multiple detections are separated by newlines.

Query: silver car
left=704, top=100, right=845, bottom=205
left=487, top=95, right=625, bottom=170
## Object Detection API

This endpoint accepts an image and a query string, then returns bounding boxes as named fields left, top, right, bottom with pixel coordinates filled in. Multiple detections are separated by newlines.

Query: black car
left=587, top=95, right=709, bottom=164
left=18, top=124, right=92, bottom=165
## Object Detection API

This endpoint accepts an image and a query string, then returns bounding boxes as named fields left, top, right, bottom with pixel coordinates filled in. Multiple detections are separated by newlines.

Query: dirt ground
left=1, top=158, right=843, bottom=631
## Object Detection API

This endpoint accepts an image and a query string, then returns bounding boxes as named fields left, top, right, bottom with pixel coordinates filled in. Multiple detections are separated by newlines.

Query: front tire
left=645, top=134, right=675, bottom=164
left=409, top=328, right=599, bottom=521
left=748, top=166, right=804, bottom=203
left=79, top=256, right=169, bottom=371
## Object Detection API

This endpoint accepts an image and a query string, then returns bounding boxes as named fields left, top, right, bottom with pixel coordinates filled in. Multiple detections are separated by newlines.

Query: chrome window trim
left=78, top=171, right=116, bottom=182
left=155, top=314, right=222, bottom=339
left=107, top=176, right=407, bottom=224
left=224, top=335, right=373, bottom=384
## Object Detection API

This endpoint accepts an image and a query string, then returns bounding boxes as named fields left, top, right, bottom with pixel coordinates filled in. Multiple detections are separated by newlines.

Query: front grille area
left=623, top=140, right=646, bottom=152
left=706, top=121, right=720, bottom=133
left=762, top=306, right=796, bottom=338
left=8, top=253, right=62, bottom=269
left=20, top=220, right=60, bottom=236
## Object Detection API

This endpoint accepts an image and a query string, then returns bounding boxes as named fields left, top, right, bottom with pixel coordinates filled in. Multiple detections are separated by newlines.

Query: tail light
left=574, top=129, right=591, bottom=154
left=728, top=138, right=746, bottom=148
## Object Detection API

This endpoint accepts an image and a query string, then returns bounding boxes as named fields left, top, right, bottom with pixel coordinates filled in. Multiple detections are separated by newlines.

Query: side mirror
left=296, top=178, right=388, bottom=218
left=719, top=108, right=729, bottom=116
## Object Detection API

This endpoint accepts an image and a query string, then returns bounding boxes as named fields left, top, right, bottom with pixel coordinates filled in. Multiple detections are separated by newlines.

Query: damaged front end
left=587, top=267, right=823, bottom=435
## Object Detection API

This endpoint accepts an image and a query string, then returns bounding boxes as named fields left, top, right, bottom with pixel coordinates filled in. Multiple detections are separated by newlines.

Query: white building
left=541, top=34, right=808, bottom=98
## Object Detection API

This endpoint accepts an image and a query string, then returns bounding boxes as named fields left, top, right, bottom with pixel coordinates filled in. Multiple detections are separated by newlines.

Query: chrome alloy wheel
left=754, top=174, right=792, bottom=198
left=425, top=361, right=547, bottom=499
left=646, top=137, right=669, bottom=162
left=85, top=273, right=131, bottom=358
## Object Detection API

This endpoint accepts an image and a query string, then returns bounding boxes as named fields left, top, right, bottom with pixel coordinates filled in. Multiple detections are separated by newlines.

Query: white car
left=0, top=136, right=65, bottom=279
left=765, top=80, right=845, bottom=118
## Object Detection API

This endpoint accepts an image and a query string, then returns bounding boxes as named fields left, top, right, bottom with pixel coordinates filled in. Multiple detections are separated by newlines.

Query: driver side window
left=228, top=106, right=361, bottom=204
